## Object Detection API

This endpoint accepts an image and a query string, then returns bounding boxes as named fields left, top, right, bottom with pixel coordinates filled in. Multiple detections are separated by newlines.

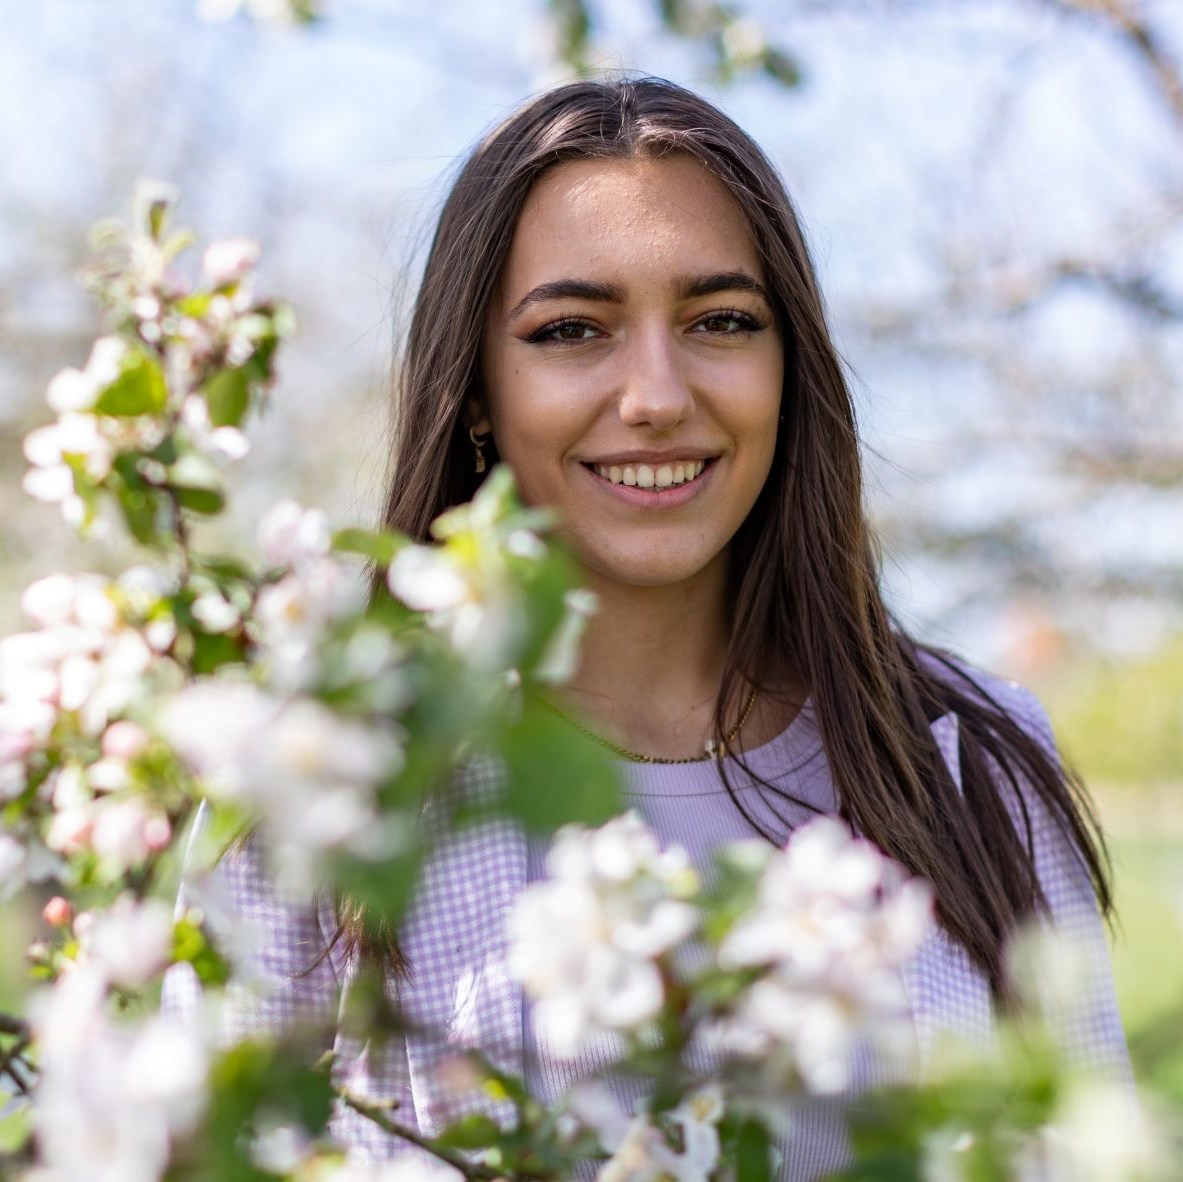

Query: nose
left=616, top=327, right=694, bottom=431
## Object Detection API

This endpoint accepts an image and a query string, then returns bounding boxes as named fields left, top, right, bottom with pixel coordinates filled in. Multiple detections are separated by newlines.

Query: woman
left=166, top=76, right=1129, bottom=1178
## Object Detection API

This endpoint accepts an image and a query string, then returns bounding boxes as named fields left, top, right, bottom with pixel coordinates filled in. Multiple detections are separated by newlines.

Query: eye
left=525, top=318, right=602, bottom=344
left=694, top=309, right=766, bottom=335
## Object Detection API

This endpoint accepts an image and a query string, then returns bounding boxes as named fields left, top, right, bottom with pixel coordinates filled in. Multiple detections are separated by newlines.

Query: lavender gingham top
left=162, top=670, right=1131, bottom=1179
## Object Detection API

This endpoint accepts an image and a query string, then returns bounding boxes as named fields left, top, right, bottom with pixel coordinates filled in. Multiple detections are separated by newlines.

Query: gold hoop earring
left=469, top=426, right=490, bottom=474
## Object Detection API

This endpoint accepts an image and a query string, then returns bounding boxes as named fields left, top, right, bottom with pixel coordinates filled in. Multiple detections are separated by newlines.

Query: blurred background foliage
left=2, top=0, right=1180, bottom=1105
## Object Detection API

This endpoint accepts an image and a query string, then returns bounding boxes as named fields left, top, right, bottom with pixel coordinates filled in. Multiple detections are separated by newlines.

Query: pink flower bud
left=144, top=813, right=172, bottom=852
left=46, top=805, right=95, bottom=855
left=101, top=720, right=150, bottom=761
left=43, top=896, right=74, bottom=926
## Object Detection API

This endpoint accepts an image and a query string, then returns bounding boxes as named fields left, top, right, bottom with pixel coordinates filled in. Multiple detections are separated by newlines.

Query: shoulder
left=916, top=647, right=1057, bottom=753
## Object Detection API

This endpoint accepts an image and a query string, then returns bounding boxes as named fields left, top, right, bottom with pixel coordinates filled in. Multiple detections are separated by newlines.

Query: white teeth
left=592, top=460, right=709, bottom=488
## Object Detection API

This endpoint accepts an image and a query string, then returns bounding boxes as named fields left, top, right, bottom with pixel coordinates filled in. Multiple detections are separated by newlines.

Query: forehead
left=501, top=154, right=764, bottom=291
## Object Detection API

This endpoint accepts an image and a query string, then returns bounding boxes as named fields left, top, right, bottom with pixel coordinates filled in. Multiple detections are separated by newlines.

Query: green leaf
left=547, top=0, right=592, bottom=70
left=198, top=1042, right=335, bottom=1182
left=332, top=527, right=407, bottom=566
left=166, top=453, right=226, bottom=516
left=499, top=696, right=620, bottom=832
left=192, top=554, right=255, bottom=583
left=191, top=630, right=246, bottom=674
left=172, top=486, right=225, bottom=515
left=172, top=917, right=230, bottom=986
left=762, top=47, right=803, bottom=89
left=436, top=1112, right=502, bottom=1150
left=112, top=475, right=162, bottom=545
left=161, top=227, right=196, bottom=263
left=94, top=350, right=168, bottom=417
left=735, top=1116, right=773, bottom=1182
left=175, top=292, right=212, bottom=319
left=202, top=368, right=251, bottom=429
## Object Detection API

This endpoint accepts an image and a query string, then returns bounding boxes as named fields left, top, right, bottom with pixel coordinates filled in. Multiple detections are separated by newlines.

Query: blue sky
left=3, top=0, right=1181, bottom=664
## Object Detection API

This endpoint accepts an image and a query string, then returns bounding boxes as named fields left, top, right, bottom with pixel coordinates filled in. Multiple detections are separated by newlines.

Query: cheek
left=487, top=376, right=591, bottom=502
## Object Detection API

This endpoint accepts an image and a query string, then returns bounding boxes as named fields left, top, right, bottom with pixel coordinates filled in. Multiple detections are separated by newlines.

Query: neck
left=564, top=559, right=732, bottom=759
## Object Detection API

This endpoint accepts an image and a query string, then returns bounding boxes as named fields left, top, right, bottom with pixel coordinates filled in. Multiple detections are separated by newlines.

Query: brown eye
left=526, top=318, right=601, bottom=344
left=695, top=309, right=765, bottom=334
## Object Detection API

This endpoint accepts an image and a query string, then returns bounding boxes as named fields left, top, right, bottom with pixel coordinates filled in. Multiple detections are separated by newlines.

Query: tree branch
left=340, top=1092, right=503, bottom=1181
left=1047, top=0, right=1183, bottom=131
left=0, top=1015, right=29, bottom=1039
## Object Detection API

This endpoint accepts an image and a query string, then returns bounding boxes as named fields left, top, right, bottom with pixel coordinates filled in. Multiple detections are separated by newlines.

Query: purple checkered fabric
left=161, top=673, right=1131, bottom=1177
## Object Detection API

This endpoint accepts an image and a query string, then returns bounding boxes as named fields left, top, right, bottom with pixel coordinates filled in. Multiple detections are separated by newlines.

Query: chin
left=581, top=542, right=725, bottom=591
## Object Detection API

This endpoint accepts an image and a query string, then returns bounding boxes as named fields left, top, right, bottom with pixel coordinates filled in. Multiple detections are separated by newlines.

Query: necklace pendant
left=703, top=738, right=719, bottom=758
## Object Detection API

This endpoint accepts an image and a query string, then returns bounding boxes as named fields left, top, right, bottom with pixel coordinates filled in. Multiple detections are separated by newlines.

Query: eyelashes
left=524, top=318, right=601, bottom=344
left=523, top=307, right=769, bottom=344
left=694, top=308, right=767, bottom=334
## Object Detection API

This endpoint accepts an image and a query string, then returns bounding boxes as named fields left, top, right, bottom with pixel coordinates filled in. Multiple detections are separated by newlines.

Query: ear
left=465, top=399, right=492, bottom=436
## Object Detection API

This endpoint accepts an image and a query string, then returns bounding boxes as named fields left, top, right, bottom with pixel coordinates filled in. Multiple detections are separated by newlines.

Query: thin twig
left=167, top=487, right=192, bottom=586
left=340, top=1092, right=502, bottom=1181
left=1045, top=0, right=1183, bottom=129
left=0, top=1034, right=33, bottom=1096
left=0, top=1015, right=29, bottom=1039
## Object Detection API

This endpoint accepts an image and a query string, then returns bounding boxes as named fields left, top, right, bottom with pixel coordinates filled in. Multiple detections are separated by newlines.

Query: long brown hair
left=369, top=76, right=1110, bottom=993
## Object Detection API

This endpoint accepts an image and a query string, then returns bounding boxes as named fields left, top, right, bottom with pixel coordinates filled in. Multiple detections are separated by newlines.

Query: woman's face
left=480, top=154, right=784, bottom=593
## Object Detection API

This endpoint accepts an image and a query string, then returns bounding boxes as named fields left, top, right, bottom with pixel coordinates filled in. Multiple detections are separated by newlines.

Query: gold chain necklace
left=537, top=686, right=759, bottom=765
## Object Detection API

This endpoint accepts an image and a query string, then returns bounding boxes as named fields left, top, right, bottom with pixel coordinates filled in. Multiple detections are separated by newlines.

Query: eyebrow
left=504, top=270, right=771, bottom=322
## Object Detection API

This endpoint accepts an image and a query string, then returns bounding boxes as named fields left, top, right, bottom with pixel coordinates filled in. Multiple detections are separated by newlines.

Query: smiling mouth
left=587, top=459, right=712, bottom=489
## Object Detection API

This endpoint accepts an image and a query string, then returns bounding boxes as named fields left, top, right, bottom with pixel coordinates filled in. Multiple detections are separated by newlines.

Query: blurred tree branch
left=547, top=0, right=803, bottom=87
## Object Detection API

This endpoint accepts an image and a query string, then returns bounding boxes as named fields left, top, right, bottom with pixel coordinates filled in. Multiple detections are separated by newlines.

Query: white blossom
left=90, top=796, right=171, bottom=872
left=0, top=698, right=56, bottom=798
left=157, top=681, right=404, bottom=883
left=295, top=1156, right=463, bottom=1181
left=1029, top=1080, right=1170, bottom=1181
left=179, top=393, right=251, bottom=463
left=31, top=968, right=208, bottom=1182
left=386, top=543, right=527, bottom=671
left=572, top=1083, right=724, bottom=1182
left=715, top=816, right=933, bottom=1094
left=84, top=335, right=130, bottom=390
left=254, top=557, right=365, bottom=689
left=202, top=236, right=261, bottom=287
left=0, top=831, right=26, bottom=896
left=46, top=368, right=98, bottom=414
left=508, top=812, right=699, bottom=1058
left=80, top=896, right=174, bottom=988
left=191, top=590, right=241, bottom=633
left=386, top=545, right=471, bottom=614
left=259, top=500, right=332, bottom=568
left=0, top=574, right=160, bottom=738
left=22, top=413, right=114, bottom=521
left=535, top=587, right=598, bottom=685
left=46, top=803, right=94, bottom=857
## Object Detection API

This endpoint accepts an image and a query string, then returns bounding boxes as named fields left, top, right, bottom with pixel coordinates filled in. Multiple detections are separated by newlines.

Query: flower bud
left=102, top=720, right=151, bottom=761
left=43, top=896, right=74, bottom=927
